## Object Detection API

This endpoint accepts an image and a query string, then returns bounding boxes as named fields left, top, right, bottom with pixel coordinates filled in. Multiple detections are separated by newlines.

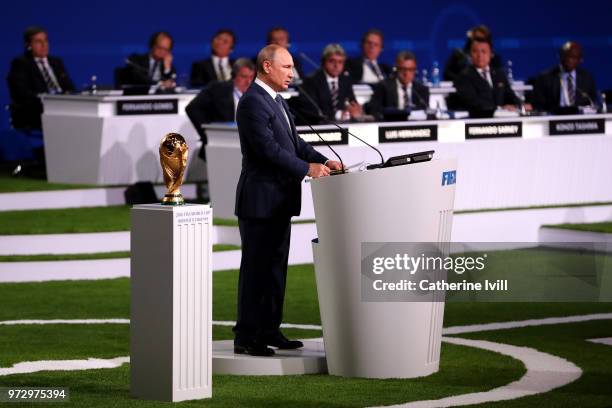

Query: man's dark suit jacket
left=190, top=57, right=235, bottom=88
left=295, top=69, right=357, bottom=124
left=235, top=82, right=327, bottom=218
left=529, top=66, right=597, bottom=113
left=7, top=53, right=75, bottom=130
left=119, top=53, right=176, bottom=86
left=369, top=78, right=430, bottom=120
left=345, top=56, right=392, bottom=84
left=453, top=65, right=519, bottom=116
left=185, top=81, right=236, bottom=159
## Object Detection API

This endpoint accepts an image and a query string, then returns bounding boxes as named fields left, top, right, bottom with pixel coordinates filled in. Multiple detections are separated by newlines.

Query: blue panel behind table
left=0, top=0, right=609, bottom=129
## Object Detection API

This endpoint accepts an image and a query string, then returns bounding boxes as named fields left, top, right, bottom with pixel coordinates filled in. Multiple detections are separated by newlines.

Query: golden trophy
left=159, top=133, right=188, bottom=205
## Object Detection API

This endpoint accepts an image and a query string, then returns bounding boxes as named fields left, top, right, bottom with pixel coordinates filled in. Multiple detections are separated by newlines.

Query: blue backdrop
left=1, top=0, right=610, bottom=128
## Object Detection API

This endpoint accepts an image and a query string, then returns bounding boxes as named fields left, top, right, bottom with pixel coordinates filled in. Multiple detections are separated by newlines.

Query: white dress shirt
left=361, top=59, right=383, bottom=83
left=35, top=57, right=61, bottom=91
left=476, top=66, right=493, bottom=87
left=396, top=80, right=413, bottom=109
left=213, top=55, right=231, bottom=81
left=325, top=73, right=344, bottom=120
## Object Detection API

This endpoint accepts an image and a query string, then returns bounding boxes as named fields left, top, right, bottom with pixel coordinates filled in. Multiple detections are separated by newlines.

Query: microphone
left=289, top=107, right=346, bottom=175
left=296, top=84, right=385, bottom=168
left=577, top=87, right=596, bottom=109
left=412, top=84, right=429, bottom=110
left=124, top=58, right=149, bottom=73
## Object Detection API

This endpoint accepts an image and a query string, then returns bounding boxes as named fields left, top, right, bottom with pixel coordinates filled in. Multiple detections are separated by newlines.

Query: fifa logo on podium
left=441, top=170, right=456, bottom=186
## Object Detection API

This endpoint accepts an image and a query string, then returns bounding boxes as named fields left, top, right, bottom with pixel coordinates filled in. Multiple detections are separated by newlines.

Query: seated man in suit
left=190, top=29, right=236, bottom=88
left=7, top=26, right=75, bottom=131
left=121, top=31, right=176, bottom=90
left=266, top=26, right=304, bottom=82
left=346, top=29, right=392, bottom=85
left=453, top=38, right=525, bottom=117
left=296, top=43, right=363, bottom=123
left=185, top=58, right=256, bottom=160
left=369, top=51, right=430, bottom=121
left=529, top=41, right=597, bottom=113
left=443, top=24, right=503, bottom=82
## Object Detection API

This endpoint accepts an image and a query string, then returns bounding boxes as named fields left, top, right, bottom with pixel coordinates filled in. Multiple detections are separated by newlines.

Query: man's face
left=323, top=53, right=345, bottom=78
left=561, top=45, right=582, bottom=72
left=470, top=41, right=492, bottom=70
left=396, top=58, right=417, bottom=86
left=269, top=30, right=289, bottom=48
left=212, top=33, right=233, bottom=58
left=362, top=33, right=383, bottom=61
left=151, top=36, right=172, bottom=60
left=233, top=66, right=255, bottom=93
left=262, top=48, right=294, bottom=91
left=29, top=32, right=49, bottom=58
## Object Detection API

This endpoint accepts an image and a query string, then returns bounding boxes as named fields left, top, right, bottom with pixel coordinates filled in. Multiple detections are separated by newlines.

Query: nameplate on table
left=549, top=118, right=605, bottom=136
left=378, top=125, right=437, bottom=143
left=465, top=122, right=522, bottom=139
left=299, top=129, right=348, bottom=146
left=116, top=99, right=178, bottom=115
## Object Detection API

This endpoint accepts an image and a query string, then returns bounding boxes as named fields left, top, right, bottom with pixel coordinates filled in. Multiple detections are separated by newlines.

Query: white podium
left=130, top=204, right=212, bottom=402
left=311, top=159, right=457, bottom=378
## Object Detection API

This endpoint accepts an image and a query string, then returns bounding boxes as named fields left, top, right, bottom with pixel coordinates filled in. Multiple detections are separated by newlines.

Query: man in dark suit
left=233, top=45, right=342, bottom=356
left=443, top=24, right=503, bottom=82
left=120, top=31, right=176, bottom=89
left=190, top=29, right=236, bottom=88
left=7, top=26, right=75, bottom=130
left=453, top=38, right=523, bottom=117
left=369, top=51, right=430, bottom=121
left=266, top=26, right=304, bottom=82
left=529, top=41, right=597, bottom=113
left=346, top=29, right=392, bottom=85
left=295, top=43, right=363, bottom=124
left=185, top=58, right=255, bottom=160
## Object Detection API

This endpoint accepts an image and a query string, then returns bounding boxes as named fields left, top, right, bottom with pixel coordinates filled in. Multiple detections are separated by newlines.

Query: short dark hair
left=395, top=50, right=416, bottom=65
left=266, top=26, right=289, bottom=44
left=467, top=25, right=492, bottom=44
left=149, top=31, right=173, bottom=50
left=212, top=29, right=236, bottom=47
left=361, top=28, right=384, bottom=46
left=23, top=26, right=46, bottom=47
left=256, top=44, right=282, bottom=74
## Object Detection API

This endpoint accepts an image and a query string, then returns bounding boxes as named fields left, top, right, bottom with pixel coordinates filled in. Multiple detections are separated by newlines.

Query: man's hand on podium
left=325, top=160, right=344, bottom=171
left=308, top=163, right=330, bottom=178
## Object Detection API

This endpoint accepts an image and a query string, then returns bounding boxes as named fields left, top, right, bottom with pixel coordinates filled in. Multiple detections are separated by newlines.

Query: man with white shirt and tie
left=185, top=58, right=256, bottom=160
left=346, top=29, right=392, bottom=85
left=298, top=43, right=363, bottom=123
left=190, top=29, right=236, bottom=87
left=453, top=38, right=525, bottom=117
left=369, top=51, right=430, bottom=121
left=233, top=44, right=342, bottom=356
left=530, top=41, right=598, bottom=113
left=7, top=26, right=75, bottom=131
left=121, top=31, right=177, bottom=89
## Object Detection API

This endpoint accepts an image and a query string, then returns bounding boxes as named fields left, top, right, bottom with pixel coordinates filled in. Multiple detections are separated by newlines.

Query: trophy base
left=161, top=193, right=185, bottom=206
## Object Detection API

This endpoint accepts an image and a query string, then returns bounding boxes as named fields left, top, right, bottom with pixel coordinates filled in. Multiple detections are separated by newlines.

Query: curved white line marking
left=0, top=357, right=129, bottom=377
left=372, top=336, right=582, bottom=408
left=587, top=337, right=612, bottom=346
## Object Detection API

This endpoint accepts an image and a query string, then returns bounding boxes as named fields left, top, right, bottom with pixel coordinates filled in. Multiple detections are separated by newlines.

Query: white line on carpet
left=0, top=357, right=129, bottom=377
left=587, top=337, right=612, bottom=346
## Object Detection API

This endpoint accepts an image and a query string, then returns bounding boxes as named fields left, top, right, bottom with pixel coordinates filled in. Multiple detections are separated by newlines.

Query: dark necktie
left=366, top=60, right=384, bottom=80
left=218, top=60, right=226, bottom=81
left=403, top=85, right=411, bottom=109
left=275, top=95, right=290, bottom=127
left=330, top=80, right=339, bottom=111
left=567, top=75, right=575, bottom=106
left=480, top=69, right=491, bottom=87
left=37, top=59, right=60, bottom=93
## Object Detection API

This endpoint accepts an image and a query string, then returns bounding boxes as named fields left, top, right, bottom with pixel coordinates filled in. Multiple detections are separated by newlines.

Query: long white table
left=205, top=113, right=612, bottom=220
left=41, top=93, right=205, bottom=185
left=37, top=81, right=533, bottom=186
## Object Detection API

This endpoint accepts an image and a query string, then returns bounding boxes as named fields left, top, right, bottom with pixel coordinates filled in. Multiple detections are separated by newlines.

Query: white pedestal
left=310, top=159, right=457, bottom=378
left=130, top=204, right=212, bottom=402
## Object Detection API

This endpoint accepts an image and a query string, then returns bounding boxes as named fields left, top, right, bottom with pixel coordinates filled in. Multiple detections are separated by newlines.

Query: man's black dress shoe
left=265, top=332, right=304, bottom=349
left=234, top=343, right=275, bottom=357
